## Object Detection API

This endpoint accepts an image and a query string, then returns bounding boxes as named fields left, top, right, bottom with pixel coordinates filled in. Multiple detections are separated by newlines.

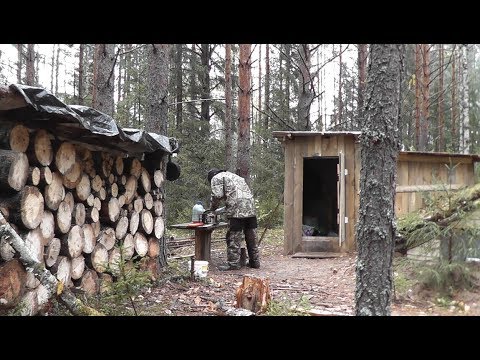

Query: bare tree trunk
left=188, top=44, right=197, bottom=121
left=78, top=44, right=84, bottom=105
left=452, top=46, right=457, bottom=152
left=357, top=44, right=368, bottom=122
left=265, top=44, right=270, bottom=129
left=145, top=44, right=170, bottom=136
left=25, top=44, right=35, bottom=86
left=117, top=44, right=122, bottom=104
left=123, top=44, right=131, bottom=98
left=337, top=44, right=343, bottom=128
left=420, top=44, right=430, bottom=151
left=35, top=48, right=40, bottom=86
left=414, top=44, right=422, bottom=150
left=237, top=44, right=252, bottom=184
left=284, top=44, right=291, bottom=124
left=437, top=44, right=444, bottom=151
left=297, top=44, right=314, bottom=130
left=225, top=44, right=234, bottom=172
left=460, top=44, right=470, bottom=154
left=92, top=44, right=115, bottom=116
left=355, top=44, right=405, bottom=316
left=175, top=44, right=183, bottom=129
left=17, top=44, right=22, bottom=84
left=258, top=44, right=262, bottom=131
left=50, top=45, right=55, bottom=92
left=200, top=44, right=212, bottom=133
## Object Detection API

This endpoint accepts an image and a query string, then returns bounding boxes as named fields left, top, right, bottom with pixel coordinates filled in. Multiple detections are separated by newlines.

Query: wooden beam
left=396, top=184, right=465, bottom=193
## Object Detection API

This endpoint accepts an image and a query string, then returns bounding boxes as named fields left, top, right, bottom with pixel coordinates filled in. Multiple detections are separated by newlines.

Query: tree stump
left=235, top=275, right=271, bottom=314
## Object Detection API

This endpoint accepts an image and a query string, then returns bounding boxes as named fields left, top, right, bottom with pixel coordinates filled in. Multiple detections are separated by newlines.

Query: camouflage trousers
left=225, top=228, right=260, bottom=268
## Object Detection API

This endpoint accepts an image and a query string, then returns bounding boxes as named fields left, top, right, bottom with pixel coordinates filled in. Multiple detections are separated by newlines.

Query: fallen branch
left=0, top=213, right=102, bottom=316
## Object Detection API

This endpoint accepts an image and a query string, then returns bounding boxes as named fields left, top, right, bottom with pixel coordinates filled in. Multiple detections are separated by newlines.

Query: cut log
left=16, top=288, right=39, bottom=316
left=38, top=166, right=53, bottom=187
left=63, top=161, right=83, bottom=189
left=154, top=217, right=165, bottom=239
left=71, top=255, right=85, bottom=280
left=75, top=173, right=91, bottom=202
left=108, top=182, right=119, bottom=198
left=51, top=256, right=72, bottom=285
left=0, top=206, right=9, bottom=221
left=0, top=259, right=26, bottom=310
left=24, top=228, right=45, bottom=264
left=72, top=203, right=86, bottom=226
left=122, top=233, right=135, bottom=260
left=36, top=283, right=51, bottom=315
left=0, top=237, right=16, bottom=261
left=98, top=227, right=116, bottom=251
left=91, top=175, right=102, bottom=193
left=89, top=243, right=108, bottom=273
left=80, top=269, right=99, bottom=295
left=235, top=276, right=271, bottom=314
left=86, top=193, right=95, bottom=207
left=134, top=232, right=148, bottom=257
left=153, top=169, right=164, bottom=188
left=82, top=223, right=95, bottom=254
left=98, top=273, right=112, bottom=294
left=108, top=248, right=121, bottom=276
left=44, top=238, right=61, bottom=268
left=1, top=186, right=44, bottom=230
left=0, top=212, right=101, bottom=315
left=85, top=207, right=99, bottom=223
left=120, top=175, right=127, bottom=186
left=45, top=171, right=65, bottom=211
left=129, top=210, right=139, bottom=235
left=60, top=224, right=84, bottom=258
left=139, top=167, right=151, bottom=194
left=108, top=173, right=115, bottom=185
left=98, top=187, right=107, bottom=201
left=39, top=210, right=55, bottom=245
left=134, top=198, right=144, bottom=213
left=100, top=197, right=120, bottom=223
left=55, top=200, right=72, bottom=235
left=153, top=200, right=163, bottom=216
left=93, top=197, right=101, bottom=211
left=32, top=129, right=53, bottom=166
left=147, top=237, right=160, bottom=258
left=0, top=150, right=29, bottom=192
left=29, top=166, right=41, bottom=186
left=0, top=124, right=29, bottom=152
left=144, top=192, right=154, bottom=210
left=123, top=175, right=137, bottom=205
left=140, top=209, right=154, bottom=235
left=128, top=157, right=142, bottom=178
left=115, top=156, right=124, bottom=176
left=139, top=256, right=160, bottom=281
left=25, top=271, right=40, bottom=289
left=92, top=221, right=100, bottom=238
left=101, top=153, right=113, bottom=178
left=118, top=194, right=126, bottom=208
left=55, top=142, right=76, bottom=175
left=63, top=192, right=75, bottom=215
left=115, top=216, right=129, bottom=240
left=75, top=145, right=92, bottom=161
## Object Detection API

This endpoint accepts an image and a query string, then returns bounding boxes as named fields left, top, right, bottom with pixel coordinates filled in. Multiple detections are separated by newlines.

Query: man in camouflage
left=207, top=168, right=260, bottom=271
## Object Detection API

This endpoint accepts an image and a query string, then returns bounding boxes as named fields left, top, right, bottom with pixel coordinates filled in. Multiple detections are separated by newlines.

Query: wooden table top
left=169, top=222, right=228, bottom=230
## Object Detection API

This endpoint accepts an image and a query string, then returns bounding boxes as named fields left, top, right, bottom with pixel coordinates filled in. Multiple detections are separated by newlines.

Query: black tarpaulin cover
left=4, top=84, right=176, bottom=158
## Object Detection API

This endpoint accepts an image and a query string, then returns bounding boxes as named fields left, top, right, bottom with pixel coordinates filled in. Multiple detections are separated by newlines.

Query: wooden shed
left=272, top=131, right=480, bottom=256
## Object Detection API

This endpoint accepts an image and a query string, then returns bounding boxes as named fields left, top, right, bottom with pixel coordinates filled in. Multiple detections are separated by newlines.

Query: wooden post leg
left=194, top=229, right=212, bottom=261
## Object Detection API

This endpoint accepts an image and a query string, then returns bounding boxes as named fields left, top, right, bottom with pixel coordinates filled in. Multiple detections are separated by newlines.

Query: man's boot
left=218, top=230, right=242, bottom=271
left=245, top=228, right=260, bottom=269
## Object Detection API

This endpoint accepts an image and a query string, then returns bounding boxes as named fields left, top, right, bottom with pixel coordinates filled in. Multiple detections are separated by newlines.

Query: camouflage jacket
left=210, top=171, right=256, bottom=218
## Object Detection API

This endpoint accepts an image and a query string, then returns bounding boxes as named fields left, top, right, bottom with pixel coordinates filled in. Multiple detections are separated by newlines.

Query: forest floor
left=89, top=228, right=480, bottom=316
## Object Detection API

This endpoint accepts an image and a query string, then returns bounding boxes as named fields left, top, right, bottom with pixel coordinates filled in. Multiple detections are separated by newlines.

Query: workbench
left=169, top=222, right=228, bottom=261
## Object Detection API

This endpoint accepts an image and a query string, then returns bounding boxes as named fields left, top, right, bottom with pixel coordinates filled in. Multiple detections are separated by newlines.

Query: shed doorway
left=302, top=156, right=345, bottom=252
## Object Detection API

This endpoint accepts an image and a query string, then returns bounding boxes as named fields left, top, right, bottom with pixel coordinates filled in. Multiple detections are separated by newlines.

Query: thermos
left=192, top=201, right=205, bottom=222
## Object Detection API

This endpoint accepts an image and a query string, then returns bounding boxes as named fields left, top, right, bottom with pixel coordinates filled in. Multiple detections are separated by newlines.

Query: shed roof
left=0, top=84, right=177, bottom=159
left=272, top=130, right=480, bottom=163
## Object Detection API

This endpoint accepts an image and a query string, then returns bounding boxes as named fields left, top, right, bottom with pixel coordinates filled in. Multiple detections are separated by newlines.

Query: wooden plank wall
left=395, top=156, right=475, bottom=215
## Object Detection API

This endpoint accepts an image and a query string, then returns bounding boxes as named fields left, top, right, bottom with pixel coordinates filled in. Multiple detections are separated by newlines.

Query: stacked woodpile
left=0, top=124, right=167, bottom=315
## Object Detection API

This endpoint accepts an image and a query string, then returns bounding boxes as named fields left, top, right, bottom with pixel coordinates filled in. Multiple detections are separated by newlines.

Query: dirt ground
left=134, top=228, right=480, bottom=316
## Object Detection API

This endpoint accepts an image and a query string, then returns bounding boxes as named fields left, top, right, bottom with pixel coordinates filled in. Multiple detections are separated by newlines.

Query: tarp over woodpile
left=0, top=84, right=177, bottom=159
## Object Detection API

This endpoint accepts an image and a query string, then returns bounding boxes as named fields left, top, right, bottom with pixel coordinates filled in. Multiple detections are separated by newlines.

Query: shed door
left=337, top=151, right=346, bottom=247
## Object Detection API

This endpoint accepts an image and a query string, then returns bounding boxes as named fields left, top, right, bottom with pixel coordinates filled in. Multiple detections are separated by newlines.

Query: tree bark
left=237, top=44, right=252, bottom=184
left=17, top=44, right=23, bottom=83
left=78, top=44, right=84, bottom=105
left=355, top=44, right=404, bottom=316
left=145, top=44, right=170, bottom=136
left=357, top=44, right=368, bottom=122
left=297, top=44, right=314, bottom=130
left=438, top=44, right=445, bottom=152
left=175, top=43, right=183, bottom=129
left=25, top=44, right=35, bottom=86
left=460, top=44, right=470, bottom=154
left=225, top=44, right=234, bottom=172
left=92, top=44, right=115, bottom=116
left=265, top=44, right=270, bottom=129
